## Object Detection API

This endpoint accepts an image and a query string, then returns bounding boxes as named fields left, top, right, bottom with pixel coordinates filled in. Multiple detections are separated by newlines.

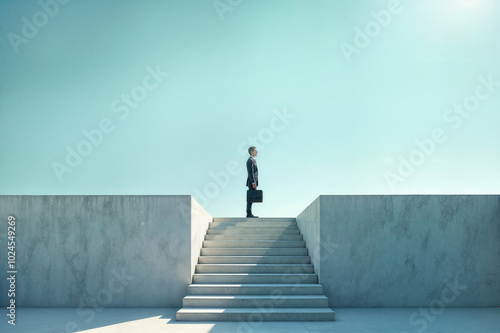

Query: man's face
left=251, top=148, right=258, bottom=157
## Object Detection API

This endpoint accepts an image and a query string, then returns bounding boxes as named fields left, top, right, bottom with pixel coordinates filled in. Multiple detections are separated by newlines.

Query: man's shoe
left=246, top=214, right=259, bottom=218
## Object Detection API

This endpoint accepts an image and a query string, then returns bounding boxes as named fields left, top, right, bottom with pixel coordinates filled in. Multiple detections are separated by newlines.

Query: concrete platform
left=2, top=307, right=499, bottom=332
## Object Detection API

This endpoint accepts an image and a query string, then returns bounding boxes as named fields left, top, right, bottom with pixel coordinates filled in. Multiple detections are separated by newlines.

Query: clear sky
left=1, top=0, right=499, bottom=217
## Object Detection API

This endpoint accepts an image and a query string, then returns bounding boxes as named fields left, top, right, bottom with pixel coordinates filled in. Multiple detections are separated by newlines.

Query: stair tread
left=201, top=248, right=308, bottom=256
left=184, top=295, right=328, bottom=299
left=204, top=240, right=303, bottom=242
left=205, top=234, right=303, bottom=237
left=207, top=230, right=300, bottom=232
left=197, top=264, right=312, bottom=266
left=202, top=249, right=307, bottom=254
left=204, top=245, right=302, bottom=250
left=194, top=273, right=316, bottom=276
left=189, top=284, right=323, bottom=287
left=206, top=238, right=303, bottom=241
left=210, top=226, right=297, bottom=228
left=210, top=227, right=297, bottom=229
left=207, top=229, right=300, bottom=232
left=177, top=308, right=334, bottom=313
left=205, top=238, right=302, bottom=241
left=198, top=256, right=311, bottom=264
left=213, top=218, right=296, bottom=222
left=200, top=256, right=309, bottom=258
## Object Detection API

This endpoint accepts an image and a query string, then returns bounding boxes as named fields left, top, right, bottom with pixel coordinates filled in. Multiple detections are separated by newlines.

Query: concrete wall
left=190, top=198, right=212, bottom=280
left=296, top=197, right=321, bottom=278
left=2, top=194, right=498, bottom=308
left=297, top=195, right=500, bottom=307
left=0, top=195, right=212, bottom=307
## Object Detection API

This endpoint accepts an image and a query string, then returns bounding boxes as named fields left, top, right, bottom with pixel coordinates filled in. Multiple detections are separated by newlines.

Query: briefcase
left=247, top=190, right=263, bottom=203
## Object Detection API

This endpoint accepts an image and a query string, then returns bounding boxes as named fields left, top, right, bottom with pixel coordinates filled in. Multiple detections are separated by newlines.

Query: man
left=246, top=146, right=259, bottom=218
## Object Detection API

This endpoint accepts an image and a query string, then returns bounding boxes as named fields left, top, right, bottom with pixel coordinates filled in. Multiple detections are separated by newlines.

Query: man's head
left=248, top=146, right=258, bottom=157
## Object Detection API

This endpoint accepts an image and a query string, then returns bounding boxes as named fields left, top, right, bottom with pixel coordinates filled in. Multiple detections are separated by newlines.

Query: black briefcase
left=247, top=190, right=263, bottom=203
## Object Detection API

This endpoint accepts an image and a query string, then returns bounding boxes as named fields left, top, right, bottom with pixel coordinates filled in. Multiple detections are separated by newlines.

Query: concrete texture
left=2, top=194, right=498, bottom=311
left=1, top=307, right=499, bottom=332
left=297, top=195, right=500, bottom=307
left=295, top=198, right=321, bottom=279
left=190, top=199, right=212, bottom=283
left=0, top=195, right=212, bottom=307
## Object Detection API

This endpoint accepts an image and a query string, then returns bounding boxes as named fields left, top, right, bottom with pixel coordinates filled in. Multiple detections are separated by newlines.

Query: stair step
left=201, top=248, right=308, bottom=256
left=209, top=226, right=298, bottom=232
left=182, top=295, right=329, bottom=308
left=205, top=234, right=303, bottom=240
left=209, top=220, right=297, bottom=227
left=195, top=264, right=314, bottom=274
left=203, top=240, right=306, bottom=248
left=176, top=216, right=334, bottom=322
left=198, top=256, right=311, bottom=264
left=176, top=307, right=335, bottom=321
left=187, top=283, right=324, bottom=295
left=213, top=217, right=296, bottom=223
left=210, top=221, right=297, bottom=228
left=192, top=273, right=318, bottom=284
left=207, top=229, right=300, bottom=235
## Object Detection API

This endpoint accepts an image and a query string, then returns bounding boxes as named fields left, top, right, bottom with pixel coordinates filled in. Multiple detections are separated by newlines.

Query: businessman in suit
left=246, top=146, right=259, bottom=218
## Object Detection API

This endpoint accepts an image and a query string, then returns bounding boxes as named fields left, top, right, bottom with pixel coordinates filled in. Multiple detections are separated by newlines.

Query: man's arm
left=246, top=158, right=257, bottom=188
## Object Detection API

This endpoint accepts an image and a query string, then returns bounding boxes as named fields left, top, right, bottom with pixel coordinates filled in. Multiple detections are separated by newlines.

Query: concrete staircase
left=176, top=217, right=335, bottom=321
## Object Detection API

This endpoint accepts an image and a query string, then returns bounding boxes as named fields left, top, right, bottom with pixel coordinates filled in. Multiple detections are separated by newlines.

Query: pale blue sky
left=1, top=0, right=499, bottom=217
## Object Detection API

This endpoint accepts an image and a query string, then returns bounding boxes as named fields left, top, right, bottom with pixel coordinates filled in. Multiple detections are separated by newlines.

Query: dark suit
left=246, top=156, right=258, bottom=216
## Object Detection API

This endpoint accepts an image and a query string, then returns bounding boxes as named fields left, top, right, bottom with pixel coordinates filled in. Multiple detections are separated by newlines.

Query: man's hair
left=248, top=146, right=256, bottom=155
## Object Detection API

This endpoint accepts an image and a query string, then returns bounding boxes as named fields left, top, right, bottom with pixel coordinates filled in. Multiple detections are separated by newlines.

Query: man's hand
left=252, top=184, right=257, bottom=189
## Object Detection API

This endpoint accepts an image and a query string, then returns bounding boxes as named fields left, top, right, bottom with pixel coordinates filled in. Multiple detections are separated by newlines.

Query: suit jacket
left=246, top=156, right=258, bottom=187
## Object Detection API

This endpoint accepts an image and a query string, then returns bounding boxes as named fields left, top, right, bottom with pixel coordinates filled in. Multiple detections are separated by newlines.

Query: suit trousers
left=246, top=186, right=256, bottom=215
